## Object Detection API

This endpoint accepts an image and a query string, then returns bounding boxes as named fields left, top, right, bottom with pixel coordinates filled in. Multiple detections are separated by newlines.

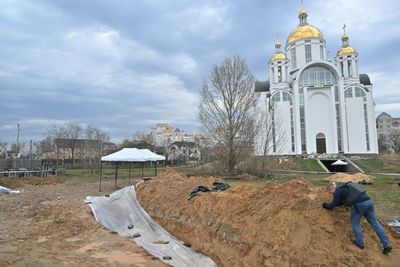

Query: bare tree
left=119, top=137, right=136, bottom=149
left=39, top=127, right=63, bottom=159
left=260, top=106, right=287, bottom=155
left=254, top=103, right=286, bottom=176
left=0, top=140, right=7, bottom=159
left=84, top=125, right=110, bottom=174
left=389, top=128, right=400, bottom=154
left=133, top=131, right=155, bottom=145
left=43, top=123, right=81, bottom=168
left=378, top=133, right=391, bottom=154
left=10, top=142, right=26, bottom=156
left=118, top=131, right=155, bottom=151
left=198, top=55, right=258, bottom=176
left=60, top=122, right=82, bottom=168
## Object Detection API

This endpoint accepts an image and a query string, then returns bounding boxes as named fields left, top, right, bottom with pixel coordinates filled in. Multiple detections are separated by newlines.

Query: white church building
left=254, top=7, right=378, bottom=156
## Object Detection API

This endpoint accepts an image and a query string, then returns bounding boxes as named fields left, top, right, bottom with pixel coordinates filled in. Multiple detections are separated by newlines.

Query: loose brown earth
left=0, top=176, right=167, bottom=267
left=137, top=168, right=400, bottom=267
left=323, top=172, right=374, bottom=183
left=1, top=170, right=399, bottom=267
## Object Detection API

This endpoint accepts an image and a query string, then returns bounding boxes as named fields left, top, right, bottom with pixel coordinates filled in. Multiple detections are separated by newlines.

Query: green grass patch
left=293, top=159, right=325, bottom=172
left=64, top=166, right=166, bottom=182
left=353, top=156, right=400, bottom=173
left=264, top=158, right=325, bottom=172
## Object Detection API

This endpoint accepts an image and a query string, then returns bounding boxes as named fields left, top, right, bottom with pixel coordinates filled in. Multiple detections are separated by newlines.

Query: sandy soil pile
left=324, top=172, right=374, bottom=183
left=0, top=178, right=167, bottom=267
left=137, top=168, right=399, bottom=266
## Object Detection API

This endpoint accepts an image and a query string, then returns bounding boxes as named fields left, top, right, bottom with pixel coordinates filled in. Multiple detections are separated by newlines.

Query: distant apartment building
left=376, top=112, right=400, bottom=153
left=376, top=112, right=400, bottom=134
left=149, top=123, right=198, bottom=147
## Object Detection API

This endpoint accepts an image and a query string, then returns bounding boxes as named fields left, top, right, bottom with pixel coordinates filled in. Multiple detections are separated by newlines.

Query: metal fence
left=0, top=158, right=97, bottom=170
left=0, top=159, right=42, bottom=169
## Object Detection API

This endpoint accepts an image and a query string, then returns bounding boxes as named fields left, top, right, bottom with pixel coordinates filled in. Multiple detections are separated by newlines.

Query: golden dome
left=271, top=51, right=287, bottom=60
left=271, top=41, right=287, bottom=60
left=336, top=33, right=356, bottom=56
left=337, top=46, right=356, bottom=56
left=287, top=24, right=323, bottom=44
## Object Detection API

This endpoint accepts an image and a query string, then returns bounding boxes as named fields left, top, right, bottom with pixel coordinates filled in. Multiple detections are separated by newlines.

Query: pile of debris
left=323, top=172, right=374, bottom=183
left=137, top=168, right=399, bottom=266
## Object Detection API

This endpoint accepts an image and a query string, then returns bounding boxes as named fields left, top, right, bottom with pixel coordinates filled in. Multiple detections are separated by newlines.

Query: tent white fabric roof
left=331, top=159, right=348, bottom=166
left=101, top=148, right=165, bottom=162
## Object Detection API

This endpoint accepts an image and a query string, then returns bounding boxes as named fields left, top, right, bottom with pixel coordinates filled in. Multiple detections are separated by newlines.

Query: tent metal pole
left=115, top=162, right=119, bottom=189
left=99, top=161, right=103, bottom=192
left=128, top=162, right=131, bottom=185
left=155, top=161, right=157, bottom=176
left=141, top=162, right=144, bottom=179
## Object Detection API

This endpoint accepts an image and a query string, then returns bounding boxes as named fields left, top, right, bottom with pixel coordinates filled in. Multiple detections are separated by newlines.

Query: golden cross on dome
left=343, top=23, right=347, bottom=34
left=274, top=33, right=281, bottom=49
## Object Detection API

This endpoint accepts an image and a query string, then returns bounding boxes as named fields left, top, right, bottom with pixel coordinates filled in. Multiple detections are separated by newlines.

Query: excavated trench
left=137, top=168, right=399, bottom=266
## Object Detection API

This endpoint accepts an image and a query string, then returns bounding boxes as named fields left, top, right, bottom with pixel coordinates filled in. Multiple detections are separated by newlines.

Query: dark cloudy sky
left=1, top=0, right=399, bottom=144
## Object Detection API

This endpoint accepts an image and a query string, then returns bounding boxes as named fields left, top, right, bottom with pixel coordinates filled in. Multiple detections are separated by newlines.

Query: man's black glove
left=322, top=203, right=329, bottom=209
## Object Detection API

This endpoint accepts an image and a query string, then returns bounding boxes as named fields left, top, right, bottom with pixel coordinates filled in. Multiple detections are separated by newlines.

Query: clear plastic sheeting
left=86, top=186, right=217, bottom=267
left=0, top=185, right=22, bottom=194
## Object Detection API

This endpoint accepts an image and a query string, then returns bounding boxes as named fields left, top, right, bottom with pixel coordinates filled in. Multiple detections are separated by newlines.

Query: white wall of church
left=254, top=94, right=268, bottom=156
left=274, top=102, right=292, bottom=154
left=296, top=44, right=306, bottom=69
left=366, top=92, right=379, bottom=153
left=345, top=97, right=367, bottom=153
left=310, top=41, right=321, bottom=62
left=306, top=89, right=336, bottom=153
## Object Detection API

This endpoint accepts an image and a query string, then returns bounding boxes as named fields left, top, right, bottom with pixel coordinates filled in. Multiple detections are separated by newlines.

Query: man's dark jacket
left=325, top=184, right=370, bottom=209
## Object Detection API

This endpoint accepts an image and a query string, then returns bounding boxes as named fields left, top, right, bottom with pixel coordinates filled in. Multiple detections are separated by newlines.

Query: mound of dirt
left=324, top=172, right=374, bottom=183
left=137, top=168, right=399, bottom=266
left=0, top=175, right=63, bottom=188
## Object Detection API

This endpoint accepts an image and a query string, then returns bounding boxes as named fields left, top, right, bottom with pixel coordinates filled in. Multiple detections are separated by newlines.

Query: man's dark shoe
left=352, top=240, right=364, bottom=250
left=382, top=246, right=392, bottom=255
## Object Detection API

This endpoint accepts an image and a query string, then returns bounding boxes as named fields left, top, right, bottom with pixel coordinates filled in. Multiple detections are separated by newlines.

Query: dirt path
left=0, top=177, right=166, bottom=267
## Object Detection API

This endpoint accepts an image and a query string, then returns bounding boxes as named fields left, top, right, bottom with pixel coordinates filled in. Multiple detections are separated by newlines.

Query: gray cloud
left=1, top=0, right=399, bottom=144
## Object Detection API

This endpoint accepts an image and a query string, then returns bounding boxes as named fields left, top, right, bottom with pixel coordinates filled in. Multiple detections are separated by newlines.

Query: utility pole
left=29, top=139, right=33, bottom=169
left=16, top=124, right=20, bottom=156
left=13, top=123, right=20, bottom=169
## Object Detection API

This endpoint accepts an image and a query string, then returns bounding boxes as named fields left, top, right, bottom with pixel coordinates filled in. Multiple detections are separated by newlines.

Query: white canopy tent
left=331, top=159, right=348, bottom=166
left=101, top=148, right=166, bottom=162
left=99, top=148, right=166, bottom=191
left=330, top=159, right=349, bottom=173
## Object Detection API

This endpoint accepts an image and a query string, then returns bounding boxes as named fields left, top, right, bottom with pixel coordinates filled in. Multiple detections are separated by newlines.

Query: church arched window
left=299, top=65, right=337, bottom=87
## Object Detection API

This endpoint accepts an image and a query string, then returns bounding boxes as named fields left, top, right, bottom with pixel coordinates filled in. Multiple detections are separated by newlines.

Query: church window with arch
left=299, top=65, right=336, bottom=87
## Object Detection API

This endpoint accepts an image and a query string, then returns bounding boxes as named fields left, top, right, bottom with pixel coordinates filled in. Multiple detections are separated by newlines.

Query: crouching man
left=322, top=181, right=392, bottom=254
